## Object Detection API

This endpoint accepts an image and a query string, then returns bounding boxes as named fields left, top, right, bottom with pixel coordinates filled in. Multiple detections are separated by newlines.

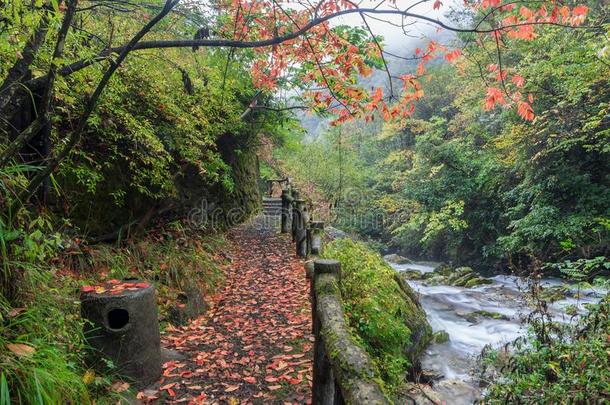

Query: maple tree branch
left=493, top=31, right=514, bottom=102
left=271, top=0, right=354, bottom=116
left=23, top=6, right=599, bottom=93
left=358, top=11, right=395, bottom=100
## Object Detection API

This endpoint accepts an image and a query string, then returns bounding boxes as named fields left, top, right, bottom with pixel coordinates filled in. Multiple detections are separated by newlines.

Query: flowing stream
left=385, top=259, right=605, bottom=404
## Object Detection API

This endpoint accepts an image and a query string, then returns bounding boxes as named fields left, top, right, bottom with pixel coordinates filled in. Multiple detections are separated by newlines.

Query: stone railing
left=280, top=186, right=390, bottom=405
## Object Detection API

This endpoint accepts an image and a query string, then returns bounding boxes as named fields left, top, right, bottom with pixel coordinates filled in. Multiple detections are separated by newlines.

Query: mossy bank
left=322, top=238, right=432, bottom=392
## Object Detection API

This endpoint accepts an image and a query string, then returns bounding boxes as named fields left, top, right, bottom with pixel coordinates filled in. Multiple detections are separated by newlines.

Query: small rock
left=420, top=368, right=444, bottom=382
left=455, top=310, right=480, bottom=324
left=433, top=330, right=450, bottom=344
left=472, top=310, right=510, bottom=320
left=433, top=379, right=481, bottom=405
left=160, top=348, right=187, bottom=362
left=395, top=382, right=443, bottom=405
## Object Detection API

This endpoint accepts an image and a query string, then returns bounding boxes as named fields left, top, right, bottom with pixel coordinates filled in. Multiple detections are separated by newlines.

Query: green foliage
left=280, top=16, right=610, bottom=271
left=544, top=256, right=610, bottom=283
left=322, top=238, right=431, bottom=389
left=485, top=295, right=610, bottom=404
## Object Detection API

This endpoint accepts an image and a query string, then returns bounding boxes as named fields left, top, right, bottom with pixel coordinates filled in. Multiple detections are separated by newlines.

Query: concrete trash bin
left=80, top=280, right=161, bottom=388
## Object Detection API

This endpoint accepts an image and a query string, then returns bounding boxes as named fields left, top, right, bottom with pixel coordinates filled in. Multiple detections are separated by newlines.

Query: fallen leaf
left=160, top=382, right=176, bottom=391
left=7, top=343, right=35, bottom=357
left=109, top=381, right=130, bottom=393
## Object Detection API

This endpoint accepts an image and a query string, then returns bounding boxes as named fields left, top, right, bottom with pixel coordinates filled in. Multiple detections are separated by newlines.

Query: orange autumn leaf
left=7, top=343, right=36, bottom=357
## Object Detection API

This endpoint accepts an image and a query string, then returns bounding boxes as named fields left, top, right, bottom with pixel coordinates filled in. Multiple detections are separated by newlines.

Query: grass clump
left=322, top=238, right=431, bottom=390
left=0, top=263, right=92, bottom=405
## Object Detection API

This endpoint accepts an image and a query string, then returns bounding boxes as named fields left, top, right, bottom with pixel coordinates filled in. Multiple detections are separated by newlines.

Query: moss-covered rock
left=420, top=265, right=493, bottom=288
left=401, top=270, right=424, bottom=280
left=323, top=239, right=432, bottom=391
left=452, top=272, right=478, bottom=287
left=457, top=310, right=510, bottom=323
left=384, top=253, right=412, bottom=264
left=434, top=263, right=453, bottom=277
left=433, top=330, right=450, bottom=343
left=425, top=275, right=447, bottom=286
left=472, top=310, right=510, bottom=321
left=464, top=277, right=494, bottom=288
left=540, top=285, right=570, bottom=303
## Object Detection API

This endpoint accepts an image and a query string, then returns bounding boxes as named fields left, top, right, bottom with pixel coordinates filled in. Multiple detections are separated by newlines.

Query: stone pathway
left=149, top=216, right=313, bottom=404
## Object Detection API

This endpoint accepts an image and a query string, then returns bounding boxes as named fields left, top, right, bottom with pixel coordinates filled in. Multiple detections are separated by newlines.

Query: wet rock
left=455, top=310, right=480, bottom=324
left=422, top=265, right=494, bottom=288
left=395, top=383, right=443, bottom=405
left=420, top=368, right=444, bottom=383
left=434, top=263, right=453, bottom=277
left=384, top=253, right=412, bottom=264
left=464, top=276, right=494, bottom=288
left=452, top=272, right=478, bottom=287
left=540, top=285, right=570, bottom=303
left=433, top=379, right=481, bottom=405
left=456, top=310, right=509, bottom=323
left=472, top=310, right=510, bottom=320
left=447, top=267, right=475, bottom=284
left=402, top=270, right=424, bottom=280
left=425, top=275, right=447, bottom=286
left=433, top=330, right=450, bottom=343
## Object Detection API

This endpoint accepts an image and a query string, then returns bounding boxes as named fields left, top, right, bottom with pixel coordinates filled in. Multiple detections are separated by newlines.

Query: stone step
left=263, top=209, right=282, bottom=215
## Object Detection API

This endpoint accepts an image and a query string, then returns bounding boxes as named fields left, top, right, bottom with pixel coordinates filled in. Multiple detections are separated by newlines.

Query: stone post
left=291, top=189, right=300, bottom=241
left=80, top=281, right=161, bottom=388
left=281, top=189, right=292, bottom=234
left=312, top=260, right=341, bottom=405
left=295, top=199, right=308, bottom=258
left=308, top=221, right=325, bottom=255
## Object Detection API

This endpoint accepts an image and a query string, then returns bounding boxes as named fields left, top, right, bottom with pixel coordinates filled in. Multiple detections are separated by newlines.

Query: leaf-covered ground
left=142, top=220, right=313, bottom=404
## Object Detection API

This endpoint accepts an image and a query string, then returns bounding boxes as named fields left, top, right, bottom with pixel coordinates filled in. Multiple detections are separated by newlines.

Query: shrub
left=485, top=294, right=610, bottom=404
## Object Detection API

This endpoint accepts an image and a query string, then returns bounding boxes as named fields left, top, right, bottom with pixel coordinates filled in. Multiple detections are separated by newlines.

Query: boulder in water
left=433, top=379, right=481, bottom=405
left=464, top=276, right=494, bottom=288
left=433, top=330, right=450, bottom=343
left=384, top=253, right=412, bottom=264
left=452, top=272, right=478, bottom=287
left=434, top=263, right=453, bottom=277
left=472, top=310, right=510, bottom=320
left=540, top=285, right=570, bottom=302
left=402, top=270, right=425, bottom=280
